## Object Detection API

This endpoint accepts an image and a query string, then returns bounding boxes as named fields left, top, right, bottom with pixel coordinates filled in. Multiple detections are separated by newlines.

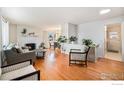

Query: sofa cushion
left=0, top=65, right=36, bottom=80
left=11, top=47, right=22, bottom=53
left=16, top=48, right=22, bottom=53
left=4, top=49, right=36, bottom=65
left=11, top=47, right=18, bottom=53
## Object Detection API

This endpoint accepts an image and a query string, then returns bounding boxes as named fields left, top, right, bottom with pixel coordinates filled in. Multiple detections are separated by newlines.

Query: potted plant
left=69, top=36, right=77, bottom=44
left=57, top=36, right=67, bottom=48
left=82, top=39, right=93, bottom=47
left=39, top=42, right=45, bottom=49
left=21, top=28, right=27, bottom=36
left=57, top=36, right=67, bottom=43
left=48, top=35, right=53, bottom=41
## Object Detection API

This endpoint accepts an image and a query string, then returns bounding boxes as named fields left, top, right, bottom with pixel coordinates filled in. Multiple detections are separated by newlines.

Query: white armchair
left=69, top=47, right=90, bottom=67
left=0, top=59, right=40, bottom=80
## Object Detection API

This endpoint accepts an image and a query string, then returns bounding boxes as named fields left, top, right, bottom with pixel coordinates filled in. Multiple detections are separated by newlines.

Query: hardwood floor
left=34, top=49, right=124, bottom=80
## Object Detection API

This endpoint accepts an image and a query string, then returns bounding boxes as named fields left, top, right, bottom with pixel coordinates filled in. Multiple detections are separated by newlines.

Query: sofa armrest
left=1, top=60, right=32, bottom=74
left=11, top=70, right=40, bottom=80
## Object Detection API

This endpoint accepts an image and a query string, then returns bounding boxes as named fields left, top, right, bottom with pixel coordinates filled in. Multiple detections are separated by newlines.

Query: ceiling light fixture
left=100, top=9, right=111, bottom=15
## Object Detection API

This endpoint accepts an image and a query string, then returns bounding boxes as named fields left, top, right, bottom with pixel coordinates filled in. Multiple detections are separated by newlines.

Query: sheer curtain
left=1, top=17, right=9, bottom=66
left=1, top=17, right=9, bottom=49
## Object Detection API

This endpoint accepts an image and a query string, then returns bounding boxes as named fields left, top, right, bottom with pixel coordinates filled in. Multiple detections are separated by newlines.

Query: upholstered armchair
left=69, top=47, right=90, bottom=67
left=0, top=60, right=40, bottom=80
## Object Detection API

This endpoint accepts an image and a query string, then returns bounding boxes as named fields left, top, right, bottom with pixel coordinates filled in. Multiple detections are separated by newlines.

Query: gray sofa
left=3, top=49, right=36, bottom=66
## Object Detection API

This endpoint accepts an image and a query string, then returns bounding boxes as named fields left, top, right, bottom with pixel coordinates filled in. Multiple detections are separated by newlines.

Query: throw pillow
left=16, top=48, right=22, bottom=53
left=11, top=47, right=17, bottom=53
left=11, top=47, right=22, bottom=53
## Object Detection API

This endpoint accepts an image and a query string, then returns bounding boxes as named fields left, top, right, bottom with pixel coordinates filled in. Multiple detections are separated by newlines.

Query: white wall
left=122, top=22, right=124, bottom=61
left=68, top=23, right=78, bottom=38
left=43, top=31, right=49, bottom=48
left=0, top=13, right=1, bottom=44
left=9, top=24, right=17, bottom=43
left=78, top=17, right=124, bottom=59
left=61, top=23, right=78, bottom=39
left=61, top=23, right=69, bottom=38
left=0, top=18, right=2, bottom=67
left=16, top=25, right=43, bottom=48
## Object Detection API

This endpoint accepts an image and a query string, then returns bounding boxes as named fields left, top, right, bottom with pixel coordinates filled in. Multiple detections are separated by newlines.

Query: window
left=1, top=17, right=9, bottom=49
left=109, top=31, right=119, bottom=39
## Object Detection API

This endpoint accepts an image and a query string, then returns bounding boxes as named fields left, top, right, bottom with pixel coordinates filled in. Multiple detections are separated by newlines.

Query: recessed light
left=100, top=9, right=111, bottom=15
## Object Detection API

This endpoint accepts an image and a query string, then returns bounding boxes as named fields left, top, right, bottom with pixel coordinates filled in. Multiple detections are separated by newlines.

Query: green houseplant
left=82, top=39, right=93, bottom=47
left=69, top=36, right=77, bottom=43
left=57, top=36, right=67, bottom=48
left=57, top=36, right=67, bottom=43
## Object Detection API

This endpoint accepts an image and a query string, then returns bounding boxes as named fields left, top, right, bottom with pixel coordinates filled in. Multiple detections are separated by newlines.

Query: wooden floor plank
left=34, top=49, right=124, bottom=80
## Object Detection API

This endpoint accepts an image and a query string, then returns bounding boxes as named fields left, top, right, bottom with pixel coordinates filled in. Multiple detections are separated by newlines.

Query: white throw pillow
left=21, top=49, right=29, bottom=53
left=0, top=68, right=2, bottom=76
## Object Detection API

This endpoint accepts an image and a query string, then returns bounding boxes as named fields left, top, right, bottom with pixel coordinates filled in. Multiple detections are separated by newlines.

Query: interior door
left=107, top=24, right=121, bottom=52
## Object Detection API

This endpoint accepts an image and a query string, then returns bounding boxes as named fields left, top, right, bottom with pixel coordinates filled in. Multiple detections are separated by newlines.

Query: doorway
left=105, top=23, right=122, bottom=61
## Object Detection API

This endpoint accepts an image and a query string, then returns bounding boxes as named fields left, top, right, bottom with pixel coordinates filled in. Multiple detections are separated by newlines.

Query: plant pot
left=71, top=41, right=74, bottom=44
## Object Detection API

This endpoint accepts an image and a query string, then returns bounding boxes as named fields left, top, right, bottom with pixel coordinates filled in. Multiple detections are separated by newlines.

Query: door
left=105, top=23, right=122, bottom=61
left=106, top=24, right=121, bottom=53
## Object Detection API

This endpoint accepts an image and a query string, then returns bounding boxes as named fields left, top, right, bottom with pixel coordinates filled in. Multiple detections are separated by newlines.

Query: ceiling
left=0, top=7, right=124, bottom=30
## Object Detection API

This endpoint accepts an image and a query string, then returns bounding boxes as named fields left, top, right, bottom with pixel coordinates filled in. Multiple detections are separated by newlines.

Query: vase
left=71, top=41, right=74, bottom=44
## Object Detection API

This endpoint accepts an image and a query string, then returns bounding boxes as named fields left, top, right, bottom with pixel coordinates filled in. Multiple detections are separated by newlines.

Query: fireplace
left=25, top=43, right=36, bottom=50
